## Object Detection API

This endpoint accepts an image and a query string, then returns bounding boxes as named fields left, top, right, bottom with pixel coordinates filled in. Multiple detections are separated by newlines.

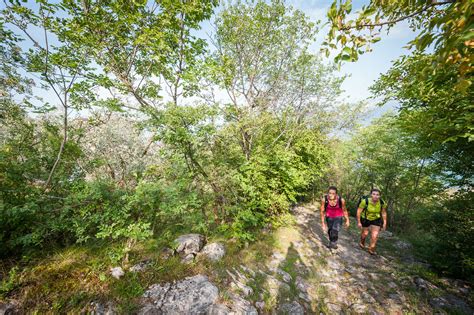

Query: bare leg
left=368, top=225, right=381, bottom=254
left=360, top=228, right=369, bottom=248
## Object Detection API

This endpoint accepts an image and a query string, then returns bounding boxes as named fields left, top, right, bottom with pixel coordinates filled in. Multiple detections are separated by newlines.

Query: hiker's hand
left=345, top=220, right=350, bottom=229
left=322, top=224, right=327, bottom=233
left=382, top=224, right=387, bottom=231
left=357, top=222, right=362, bottom=229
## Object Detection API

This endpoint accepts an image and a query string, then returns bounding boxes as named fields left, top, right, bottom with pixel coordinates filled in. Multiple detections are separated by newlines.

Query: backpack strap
left=363, top=196, right=369, bottom=219
left=324, top=195, right=329, bottom=212
left=338, top=196, right=342, bottom=209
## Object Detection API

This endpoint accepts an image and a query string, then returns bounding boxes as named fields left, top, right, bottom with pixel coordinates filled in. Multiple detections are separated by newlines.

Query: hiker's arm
left=357, top=207, right=363, bottom=229
left=382, top=207, right=387, bottom=231
left=320, top=198, right=327, bottom=231
left=342, top=198, right=350, bottom=227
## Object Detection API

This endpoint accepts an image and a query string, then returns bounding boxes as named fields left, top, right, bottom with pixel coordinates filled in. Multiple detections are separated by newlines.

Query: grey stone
left=350, top=303, right=368, bottom=313
left=360, top=292, right=376, bottom=304
left=295, top=276, right=310, bottom=293
left=182, top=253, right=195, bottom=264
left=429, top=297, right=449, bottom=309
left=394, top=240, right=411, bottom=249
left=139, top=274, right=218, bottom=314
left=85, top=302, right=116, bottom=315
left=198, top=242, right=226, bottom=262
left=255, top=301, right=265, bottom=310
left=387, top=281, right=398, bottom=289
left=227, top=293, right=258, bottom=314
left=110, top=267, right=124, bottom=279
left=278, top=301, right=304, bottom=315
left=137, top=305, right=160, bottom=315
left=268, top=252, right=285, bottom=271
left=413, top=277, right=437, bottom=291
left=230, top=280, right=253, bottom=297
left=0, top=303, right=16, bottom=315
left=266, top=275, right=290, bottom=298
left=299, top=292, right=311, bottom=302
left=130, top=260, right=152, bottom=272
left=160, top=247, right=174, bottom=259
left=240, top=265, right=256, bottom=277
left=208, top=303, right=231, bottom=315
left=276, top=268, right=292, bottom=283
left=174, top=234, right=205, bottom=256
left=326, top=303, right=342, bottom=313
left=432, top=294, right=474, bottom=314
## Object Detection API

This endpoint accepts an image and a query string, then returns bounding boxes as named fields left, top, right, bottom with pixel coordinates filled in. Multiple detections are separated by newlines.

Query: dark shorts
left=361, top=217, right=383, bottom=228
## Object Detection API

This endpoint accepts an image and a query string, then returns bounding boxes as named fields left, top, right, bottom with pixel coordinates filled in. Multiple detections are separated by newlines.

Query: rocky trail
left=1, top=204, right=472, bottom=315
left=135, top=204, right=473, bottom=314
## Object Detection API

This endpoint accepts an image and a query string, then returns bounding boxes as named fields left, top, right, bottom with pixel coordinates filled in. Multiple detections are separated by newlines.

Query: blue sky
left=285, top=1, right=416, bottom=113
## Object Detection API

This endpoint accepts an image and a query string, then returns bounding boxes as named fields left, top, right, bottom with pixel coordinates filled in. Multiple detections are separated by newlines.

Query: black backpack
left=324, top=194, right=342, bottom=211
left=358, top=195, right=385, bottom=219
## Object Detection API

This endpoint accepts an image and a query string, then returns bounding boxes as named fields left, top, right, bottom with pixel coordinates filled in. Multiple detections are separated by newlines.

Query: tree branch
left=339, top=1, right=454, bottom=31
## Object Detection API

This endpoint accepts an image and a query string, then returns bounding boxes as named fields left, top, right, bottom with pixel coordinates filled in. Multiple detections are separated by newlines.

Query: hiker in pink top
left=320, top=186, right=350, bottom=249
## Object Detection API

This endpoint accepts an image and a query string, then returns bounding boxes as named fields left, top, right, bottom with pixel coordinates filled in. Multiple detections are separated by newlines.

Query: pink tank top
left=326, top=196, right=343, bottom=218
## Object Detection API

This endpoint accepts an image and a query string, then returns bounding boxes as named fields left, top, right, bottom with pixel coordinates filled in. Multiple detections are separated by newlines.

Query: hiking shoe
left=359, top=242, right=365, bottom=249
left=368, top=247, right=377, bottom=255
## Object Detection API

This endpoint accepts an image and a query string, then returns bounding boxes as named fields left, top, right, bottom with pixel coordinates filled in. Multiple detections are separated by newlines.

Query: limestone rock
left=198, top=242, right=226, bottom=261
left=226, top=293, right=258, bottom=315
left=208, top=303, right=231, bottom=315
left=130, top=260, right=152, bottom=273
left=413, top=277, right=437, bottom=291
left=278, top=301, right=304, bottom=315
left=266, top=275, right=290, bottom=298
left=255, top=301, right=265, bottom=310
left=182, top=253, right=196, bottom=264
left=139, top=274, right=218, bottom=314
left=0, top=302, right=16, bottom=315
left=295, top=276, right=311, bottom=293
left=174, top=234, right=205, bottom=256
left=160, top=247, right=174, bottom=260
left=430, top=294, right=474, bottom=314
left=276, top=268, right=292, bottom=283
left=110, top=267, right=124, bottom=279
left=82, top=301, right=115, bottom=315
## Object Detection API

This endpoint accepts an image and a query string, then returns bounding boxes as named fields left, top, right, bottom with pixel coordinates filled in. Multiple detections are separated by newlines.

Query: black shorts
left=361, top=217, right=382, bottom=228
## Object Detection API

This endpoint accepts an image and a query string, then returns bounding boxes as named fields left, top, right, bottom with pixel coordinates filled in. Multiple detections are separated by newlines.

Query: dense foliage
left=1, top=0, right=352, bottom=258
left=1, top=0, right=472, bottom=282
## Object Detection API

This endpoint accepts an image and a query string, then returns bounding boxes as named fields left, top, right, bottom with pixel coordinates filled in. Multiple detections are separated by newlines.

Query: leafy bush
left=410, top=190, right=474, bottom=280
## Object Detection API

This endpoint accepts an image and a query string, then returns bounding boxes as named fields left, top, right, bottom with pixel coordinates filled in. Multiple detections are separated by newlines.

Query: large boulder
left=197, top=242, right=226, bottom=262
left=139, top=274, right=218, bottom=314
left=174, top=234, right=205, bottom=256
